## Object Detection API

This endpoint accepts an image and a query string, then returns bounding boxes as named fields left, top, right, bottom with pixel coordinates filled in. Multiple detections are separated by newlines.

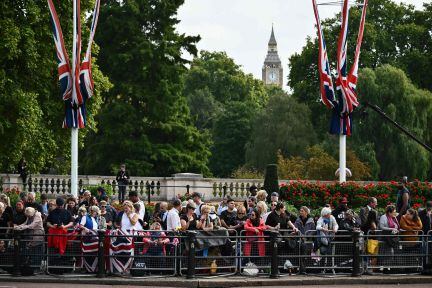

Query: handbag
left=243, top=261, right=259, bottom=276
left=366, top=239, right=379, bottom=255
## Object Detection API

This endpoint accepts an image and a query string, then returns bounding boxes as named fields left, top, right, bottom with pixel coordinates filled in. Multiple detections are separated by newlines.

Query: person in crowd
left=101, top=195, right=117, bottom=221
left=243, top=209, right=266, bottom=258
left=66, top=197, right=78, bottom=218
left=48, top=199, right=57, bottom=213
left=400, top=208, right=423, bottom=242
left=332, top=197, right=349, bottom=226
left=270, top=192, right=279, bottom=203
left=396, top=176, right=411, bottom=219
left=17, top=158, right=28, bottom=185
left=0, top=194, right=13, bottom=222
left=246, top=196, right=257, bottom=217
left=100, top=201, right=113, bottom=229
left=192, top=192, right=204, bottom=218
left=379, top=205, right=399, bottom=233
left=419, top=201, right=432, bottom=236
left=142, top=222, right=170, bottom=257
left=359, top=197, right=378, bottom=226
left=294, top=206, right=315, bottom=235
left=361, top=209, right=379, bottom=234
left=317, top=207, right=339, bottom=233
left=209, top=206, right=221, bottom=229
left=96, top=187, right=106, bottom=203
left=256, top=190, right=268, bottom=202
left=166, top=199, right=182, bottom=231
left=249, top=185, right=258, bottom=197
left=117, top=200, right=141, bottom=232
left=75, top=205, right=87, bottom=225
left=256, top=201, right=268, bottom=220
left=196, top=205, right=213, bottom=231
left=116, top=164, right=130, bottom=203
left=13, top=201, right=27, bottom=225
left=0, top=202, right=11, bottom=241
left=89, top=196, right=98, bottom=208
left=339, top=209, right=361, bottom=241
left=79, top=190, right=91, bottom=207
left=129, top=191, right=145, bottom=221
left=19, top=192, right=28, bottom=204
left=265, top=202, right=298, bottom=232
left=80, top=206, right=106, bottom=231
left=233, top=205, right=247, bottom=234
left=14, top=207, right=44, bottom=268
left=180, top=202, right=197, bottom=231
left=262, top=201, right=276, bottom=223
left=313, top=207, right=339, bottom=261
left=46, top=197, right=74, bottom=254
left=220, top=199, right=237, bottom=231
left=154, top=201, right=168, bottom=230
left=217, top=195, right=229, bottom=216
left=25, top=192, right=42, bottom=213
left=40, top=194, right=49, bottom=219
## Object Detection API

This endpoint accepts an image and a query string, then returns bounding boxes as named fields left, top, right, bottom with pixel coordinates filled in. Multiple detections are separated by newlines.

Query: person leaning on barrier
left=233, top=205, right=247, bottom=234
left=339, top=209, right=361, bottom=241
left=14, top=207, right=44, bottom=244
left=265, top=202, right=298, bottom=232
left=332, top=197, right=349, bottom=226
left=80, top=205, right=106, bottom=231
left=314, top=207, right=339, bottom=254
left=220, top=198, right=237, bottom=231
left=116, top=200, right=142, bottom=232
left=400, top=208, right=423, bottom=242
left=243, top=208, right=266, bottom=258
left=100, top=201, right=113, bottom=229
left=361, top=209, right=379, bottom=234
left=180, top=202, right=197, bottom=231
left=379, top=205, right=400, bottom=250
left=209, top=206, right=222, bottom=229
left=0, top=202, right=12, bottom=241
left=13, top=201, right=27, bottom=225
left=294, top=206, right=315, bottom=235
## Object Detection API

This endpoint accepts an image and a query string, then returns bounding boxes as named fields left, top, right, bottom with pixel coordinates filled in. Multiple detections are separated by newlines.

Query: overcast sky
left=177, top=0, right=427, bottom=89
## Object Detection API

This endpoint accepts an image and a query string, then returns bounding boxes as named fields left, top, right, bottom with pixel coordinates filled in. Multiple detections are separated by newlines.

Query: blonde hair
left=123, top=200, right=134, bottom=210
left=256, top=201, right=268, bottom=215
left=0, top=202, right=5, bottom=213
left=90, top=205, right=101, bottom=216
left=78, top=205, right=87, bottom=214
left=201, top=205, right=211, bottom=214
left=256, top=190, right=268, bottom=202
left=150, top=222, right=162, bottom=230
left=0, top=194, right=10, bottom=207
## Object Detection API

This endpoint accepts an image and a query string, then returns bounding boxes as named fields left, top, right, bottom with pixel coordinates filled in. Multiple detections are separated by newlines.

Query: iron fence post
left=12, top=230, right=21, bottom=276
left=352, top=230, right=362, bottom=277
left=270, top=231, right=279, bottom=278
left=186, top=231, right=197, bottom=279
left=97, top=229, right=106, bottom=278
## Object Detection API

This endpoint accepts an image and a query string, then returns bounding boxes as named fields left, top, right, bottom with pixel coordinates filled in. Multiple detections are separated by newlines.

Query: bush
left=279, top=180, right=432, bottom=210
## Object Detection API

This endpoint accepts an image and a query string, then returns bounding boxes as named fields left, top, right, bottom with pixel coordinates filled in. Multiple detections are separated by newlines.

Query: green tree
left=245, top=92, right=317, bottom=171
left=0, top=0, right=110, bottom=173
left=81, top=0, right=211, bottom=176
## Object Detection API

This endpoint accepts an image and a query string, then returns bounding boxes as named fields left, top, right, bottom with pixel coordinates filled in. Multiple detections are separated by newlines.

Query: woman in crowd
left=196, top=205, right=213, bottom=231
left=256, top=201, right=268, bottom=221
left=0, top=202, right=11, bottom=242
left=80, top=206, right=106, bottom=231
left=141, top=222, right=170, bottom=269
left=400, top=208, right=423, bottom=242
left=313, top=207, right=339, bottom=261
left=0, top=194, right=13, bottom=220
left=209, top=206, right=221, bottom=229
left=66, top=197, right=78, bottom=218
left=14, top=207, right=45, bottom=268
left=100, top=201, right=113, bottom=229
left=118, top=200, right=141, bottom=232
left=243, top=209, right=266, bottom=260
left=294, top=206, right=315, bottom=235
left=80, top=206, right=105, bottom=272
left=256, top=190, right=268, bottom=203
left=379, top=205, right=399, bottom=233
left=180, top=203, right=197, bottom=231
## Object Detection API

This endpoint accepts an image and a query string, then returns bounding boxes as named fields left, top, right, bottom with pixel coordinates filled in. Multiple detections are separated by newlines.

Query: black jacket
left=419, top=209, right=432, bottom=235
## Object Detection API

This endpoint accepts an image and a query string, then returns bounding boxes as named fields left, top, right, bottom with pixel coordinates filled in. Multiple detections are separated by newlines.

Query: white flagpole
left=339, top=134, right=346, bottom=183
left=71, top=0, right=78, bottom=198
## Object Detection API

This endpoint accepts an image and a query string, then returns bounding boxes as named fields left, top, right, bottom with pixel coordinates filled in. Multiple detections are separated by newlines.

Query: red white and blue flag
left=312, top=0, right=368, bottom=136
left=47, top=0, right=100, bottom=129
left=108, top=229, right=135, bottom=273
left=81, top=229, right=99, bottom=272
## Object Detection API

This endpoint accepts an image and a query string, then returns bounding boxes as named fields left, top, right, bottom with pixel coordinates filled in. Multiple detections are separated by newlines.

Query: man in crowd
left=25, top=192, right=42, bottom=213
left=166, top=199, right=181, bottom=231
left=192, top=192, right=204, bottom=218
left=332, top=197, right=349, bottom=226
left=359, top=197, right=377, bottom=225
left=419, top=201, right=432, bottom=236
left=270, top=192, right=279, bottom=203
left=116, top=164, right=130, bottom=203
left=246, top=196, right=257, bottom=217
left=220, top=198, right=237, bottom=232
left=13, top=201, right=27, bottom=225
left=129, top=191, right=145, bottom=221
left=79, top=190, right=91, bottom=207
left=396, top=176, right=411, bottom=219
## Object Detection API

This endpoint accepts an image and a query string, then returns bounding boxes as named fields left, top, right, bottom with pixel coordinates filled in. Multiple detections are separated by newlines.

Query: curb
left=1, top=275, right=432, bottom=287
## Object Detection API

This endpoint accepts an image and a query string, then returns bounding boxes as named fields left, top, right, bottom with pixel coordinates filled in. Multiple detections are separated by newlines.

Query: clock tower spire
left=262, top=25, right=283, bottom=88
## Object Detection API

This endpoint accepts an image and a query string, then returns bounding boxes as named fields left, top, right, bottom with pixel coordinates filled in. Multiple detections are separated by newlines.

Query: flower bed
left=279, top=180, right=432, bottom=210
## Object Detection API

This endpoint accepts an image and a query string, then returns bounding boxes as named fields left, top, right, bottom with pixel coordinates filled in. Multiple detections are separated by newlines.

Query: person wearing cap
left=332, top=197, right=349, bottom=226
left=192, top=192, right=204, bottom=218
left=180, top=202, right=197, bottom=231
left=270, top=192, right=279, bottom=203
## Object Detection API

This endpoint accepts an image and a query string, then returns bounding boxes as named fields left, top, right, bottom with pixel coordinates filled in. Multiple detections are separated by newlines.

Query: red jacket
left=243, top=219, right=266, bottom=256
left=140, top=231, right=170, bottom=255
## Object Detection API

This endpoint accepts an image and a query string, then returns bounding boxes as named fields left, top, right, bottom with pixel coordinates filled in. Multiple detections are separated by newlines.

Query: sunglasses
left=237, top=212, right=245, bottom=215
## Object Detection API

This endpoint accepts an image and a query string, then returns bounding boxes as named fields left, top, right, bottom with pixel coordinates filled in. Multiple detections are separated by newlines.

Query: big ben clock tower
left=262, top=26, right=283, bottom=88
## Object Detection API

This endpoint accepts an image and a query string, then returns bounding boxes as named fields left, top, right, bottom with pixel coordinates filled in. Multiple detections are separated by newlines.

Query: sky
left=176, top=0, right=427, bottom=89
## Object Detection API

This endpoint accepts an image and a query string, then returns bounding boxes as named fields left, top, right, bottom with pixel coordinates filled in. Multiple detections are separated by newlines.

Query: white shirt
left=166, top=208, right=181, bottom=231
left=120, top=212, right=142, bottom=232
left=80, top=215, right=98, bottom=230
left=194, top=201, right=204, bottom=218
left=136, top=200, right=145, bottom=220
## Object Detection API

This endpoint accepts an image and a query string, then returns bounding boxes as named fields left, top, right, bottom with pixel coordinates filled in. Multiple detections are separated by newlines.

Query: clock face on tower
left=268, top=70, right=278, bottom=83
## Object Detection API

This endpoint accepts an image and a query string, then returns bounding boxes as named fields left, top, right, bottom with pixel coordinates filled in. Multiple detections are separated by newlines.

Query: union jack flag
left=47, top=0, right=72, bottom=102
left=108, top=229, right=135, bottom=273
left=81, top=229, right=99, bottom=272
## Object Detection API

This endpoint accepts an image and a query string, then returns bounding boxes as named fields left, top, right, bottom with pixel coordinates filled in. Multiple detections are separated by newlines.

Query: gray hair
left=24, top=207, right=36, bottom=217
left=321, top=207, right=332, bottom=217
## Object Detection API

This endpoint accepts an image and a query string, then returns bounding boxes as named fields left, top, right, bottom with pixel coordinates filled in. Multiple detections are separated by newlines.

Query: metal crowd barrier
left=363, top=230, right=424, bottom=274
left=0, top=227, right=431, bottom=277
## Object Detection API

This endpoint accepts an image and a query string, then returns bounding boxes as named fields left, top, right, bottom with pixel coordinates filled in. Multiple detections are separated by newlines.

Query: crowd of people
left=0, top=180, right=431, bottom=275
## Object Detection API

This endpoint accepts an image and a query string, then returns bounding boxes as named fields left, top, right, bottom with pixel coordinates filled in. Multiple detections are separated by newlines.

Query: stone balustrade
left=0, top=173, right=264, bottom=201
